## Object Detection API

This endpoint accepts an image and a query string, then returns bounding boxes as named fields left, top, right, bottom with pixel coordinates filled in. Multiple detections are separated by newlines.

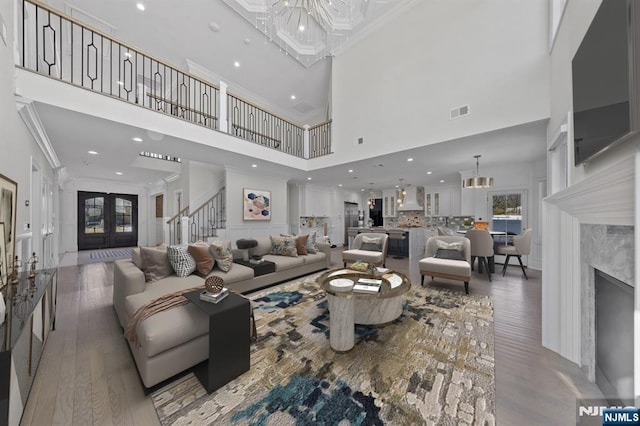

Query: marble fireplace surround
left=580, top=224, right=634, bottom=382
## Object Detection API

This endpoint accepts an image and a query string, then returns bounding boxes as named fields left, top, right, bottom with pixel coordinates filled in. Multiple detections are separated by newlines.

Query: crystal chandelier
left=463, top=155, right=494, bottom=188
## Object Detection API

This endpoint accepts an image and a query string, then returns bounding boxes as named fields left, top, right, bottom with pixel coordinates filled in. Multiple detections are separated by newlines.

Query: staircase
left=166, top=187, right=226, bottom=245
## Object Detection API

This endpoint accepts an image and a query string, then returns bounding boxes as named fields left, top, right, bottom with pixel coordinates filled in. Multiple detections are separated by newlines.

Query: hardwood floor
left=21, top=248, right=602, bottom=425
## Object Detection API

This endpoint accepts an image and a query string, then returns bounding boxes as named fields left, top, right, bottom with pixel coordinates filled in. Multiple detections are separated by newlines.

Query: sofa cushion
left=167, top=245, right=197, bottom=277
left=262, top=254, right=305, bottom=271
left=209, top=242, right=233, bottom=272
left=188, top=242, right=215, bottom=276
left=296, top=234, right=309, bottom=255
left=206, top=263, right=255, bottom=283
left=249, top=236, right=271, bottom=257
left=125, top=274, right=207, bottom=357
left=419, top=257, right=471, bottom=277
left=342, top=249, right=384, bottom=265
left=132, top=247, right=143, bottom=269
left=140, top=246, right=174, bottom=283
left=301, top=251, right=326, bottom=265
left=270, top=236, right=298, bottom=257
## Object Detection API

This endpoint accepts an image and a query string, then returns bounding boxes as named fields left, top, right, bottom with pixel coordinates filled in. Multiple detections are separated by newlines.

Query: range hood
left=397, top=186, right=424, bottom=211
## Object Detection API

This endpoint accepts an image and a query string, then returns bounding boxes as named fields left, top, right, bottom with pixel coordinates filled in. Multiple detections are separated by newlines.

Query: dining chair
left=495, top=228, right=532, bottom=279
left=466, top=229, right=494, bottom=282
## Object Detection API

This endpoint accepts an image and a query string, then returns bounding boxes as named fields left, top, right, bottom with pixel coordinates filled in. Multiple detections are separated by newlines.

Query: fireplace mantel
left=545, top=156, right=634, bottom=226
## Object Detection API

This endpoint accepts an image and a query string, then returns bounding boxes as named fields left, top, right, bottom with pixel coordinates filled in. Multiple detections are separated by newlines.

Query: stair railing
left=188, top=187, right=226, bottom=243
left=166, top=206, right=189, bottom=245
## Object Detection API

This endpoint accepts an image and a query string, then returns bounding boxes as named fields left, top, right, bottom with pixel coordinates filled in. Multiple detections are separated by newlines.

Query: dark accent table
left=183, top=290, right=250, bottom=394
left=234, top=259, right=276, bottom=277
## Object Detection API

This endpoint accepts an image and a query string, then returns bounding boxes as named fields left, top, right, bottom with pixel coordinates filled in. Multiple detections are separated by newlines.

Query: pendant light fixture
left=463, top=155, right=494, bottom=188
left=396, top=179, right=406, bottom=207
left=367, top=183, right=376, bottom=210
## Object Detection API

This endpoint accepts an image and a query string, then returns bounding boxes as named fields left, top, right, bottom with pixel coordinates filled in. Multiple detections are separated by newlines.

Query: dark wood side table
left=233, top=259, right=276, bottom=277
left=183, top=290, right=250, bottom=394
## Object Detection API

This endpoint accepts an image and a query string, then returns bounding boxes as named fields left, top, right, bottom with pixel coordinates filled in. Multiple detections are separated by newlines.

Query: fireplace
left=595, top=269, right=634, bottom=404
left=580, top=224, right=635, bottom=404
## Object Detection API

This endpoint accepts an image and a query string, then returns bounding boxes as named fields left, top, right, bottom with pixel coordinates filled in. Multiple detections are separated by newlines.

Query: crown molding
left=15, top=96, right=61, bottom=169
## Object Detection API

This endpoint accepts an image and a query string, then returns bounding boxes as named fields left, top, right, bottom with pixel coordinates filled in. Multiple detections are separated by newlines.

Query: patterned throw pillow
left=209, top=242, right=234, bottom=272
left=167, top=245, right=197, bottom=277
left=270, top=235, right=298, bottom=257
left=360, top=235, right=382, bottom=251
left=306, top=232, right=318, bottom=254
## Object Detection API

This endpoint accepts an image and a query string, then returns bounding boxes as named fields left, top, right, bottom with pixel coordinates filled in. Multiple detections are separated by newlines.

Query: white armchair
left=419, top=236, right=472, bottom=294
left=342, top=233, right=389, bottom=267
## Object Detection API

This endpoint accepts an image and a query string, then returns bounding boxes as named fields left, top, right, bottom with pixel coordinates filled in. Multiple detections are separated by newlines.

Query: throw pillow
left=270, top=235, right=298, bottom=257
left=296, top=234, right=309, bottom=255
left=361, top=235, right=383, bottom=244
left=434, top=248, right=466, bottom=261
left=188, top=242, right=215, bottom=276
left=360, top=242, right=381, bottom=252
left=436, top=240, right=464, bottom=251
left=209, top=242, right=234, bottom=272
left=306, top=232, right=318, bottom=254
left=140, top=246, right=173, bottom=283
left=167, top=245, right=197, bottom=277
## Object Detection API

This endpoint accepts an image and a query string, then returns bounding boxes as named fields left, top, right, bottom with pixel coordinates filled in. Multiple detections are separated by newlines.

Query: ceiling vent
left=450, top=104, right=470, bottom=120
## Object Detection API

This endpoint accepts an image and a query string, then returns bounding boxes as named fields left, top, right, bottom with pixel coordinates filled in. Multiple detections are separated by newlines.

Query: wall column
left=219, top=81, right=228, bottom=133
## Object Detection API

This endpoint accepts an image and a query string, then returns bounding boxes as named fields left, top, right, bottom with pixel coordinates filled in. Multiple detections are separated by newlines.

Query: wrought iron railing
left=19, top=0, right=219, bottom=131
left=166, top=206, right=190, bottom=246
left=188, top=188, right=226, bottom=244
left=17, top=0, right=330, bottom=159
left=308, top=120, right=332, bottom=158
left=228, top=94, right=305, bottom=157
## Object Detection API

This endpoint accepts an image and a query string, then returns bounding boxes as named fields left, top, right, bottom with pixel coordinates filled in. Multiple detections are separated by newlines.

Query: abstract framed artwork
left=0, top=173, right=17, bottom=280
left=243, top=189, right=271, bottom=221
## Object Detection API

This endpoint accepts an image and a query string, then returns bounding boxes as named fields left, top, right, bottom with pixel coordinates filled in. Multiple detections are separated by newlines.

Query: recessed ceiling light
left=361, top=189, right=365, bottom=191
left=234, top=61, right=240, bottom=67
left=307, top=177, right=312, bottom=180
left=124, top=52, right=132, bottom=58
left=407, top=158, right=414, bottom=162
left=117, top=81, right=124, bottom=85
left=338, top=184, right=343, bottom=187
left=251, top=164, right=257, bottom=168
left=290, top=95, right=296, bottom=100
left=132, top=137, right=143, bottom=142
left=440, top=179, right=445, bottom=183
left=87, top=150, right=98, bottom=155
left=116, top=172, right=123, bottom=175
left=208, top=22, right=220, bottom=32
left=348, top=169, right=353, bottom=173
left=136, top=2, right=145, bottom=11
left=298, top=24, right=305, bottom=31
left=427, top=171, right=432, bottom=175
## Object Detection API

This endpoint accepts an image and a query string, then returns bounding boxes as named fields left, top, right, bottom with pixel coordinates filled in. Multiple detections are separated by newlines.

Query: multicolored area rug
left=151, top=275, right=495, bottom=425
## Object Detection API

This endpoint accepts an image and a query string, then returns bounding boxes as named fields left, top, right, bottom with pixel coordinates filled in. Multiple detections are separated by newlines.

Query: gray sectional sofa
left=113, top=236, right=330, bottom=388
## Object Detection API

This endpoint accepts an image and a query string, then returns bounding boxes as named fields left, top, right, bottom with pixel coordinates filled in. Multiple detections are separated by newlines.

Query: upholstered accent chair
left=437, top=227, right=454, bottom=236
left=496, top=228, right=533, bottom=279
left=342, top=233, right=389, bottom=267
left=466, top=229, right=495, bottom=282
left=419, top=236, right=472, bottom=294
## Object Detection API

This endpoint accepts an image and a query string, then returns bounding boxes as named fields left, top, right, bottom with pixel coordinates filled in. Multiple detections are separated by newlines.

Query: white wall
left=186, top=161, right=225, bottom=209
left=224, top=167, right=289, bottom=243
left=0, top=0, right=57, bottom=267
left=60, top=178, right=149, bottom=253
left=321, top=0, right=550, bottom=169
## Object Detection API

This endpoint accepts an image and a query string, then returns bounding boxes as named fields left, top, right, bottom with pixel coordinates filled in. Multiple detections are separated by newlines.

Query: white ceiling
left=33, top=0, right=548, bottom=193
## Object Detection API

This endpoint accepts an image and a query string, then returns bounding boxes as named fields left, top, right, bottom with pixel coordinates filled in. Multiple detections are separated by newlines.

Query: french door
left=77, top=191, right=138, bottom=250
left=488, top=190, right=527, bottom=264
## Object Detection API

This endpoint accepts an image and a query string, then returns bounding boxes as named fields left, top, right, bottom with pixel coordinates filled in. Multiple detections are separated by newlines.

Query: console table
left=183, top=290, right=250, bottom=393
left=0, top=269, right=58, bottom=426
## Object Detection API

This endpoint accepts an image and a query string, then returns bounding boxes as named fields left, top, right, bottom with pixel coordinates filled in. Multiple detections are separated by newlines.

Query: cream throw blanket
left=125, top=286, right=203, bottom=347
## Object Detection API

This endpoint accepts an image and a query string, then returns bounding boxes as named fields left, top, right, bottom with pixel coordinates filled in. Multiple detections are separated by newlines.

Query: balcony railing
left=17, top=0, right=331, bottom=159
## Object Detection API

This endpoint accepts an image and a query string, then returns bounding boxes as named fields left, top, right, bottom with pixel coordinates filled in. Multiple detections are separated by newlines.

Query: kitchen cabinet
left=300, top=186, right=330, bottom=217
left=425, top=188, right=460, bottom=217
left=425, top=192, right=440, bottom=216
left=382, top=189, right=397, bottom=217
